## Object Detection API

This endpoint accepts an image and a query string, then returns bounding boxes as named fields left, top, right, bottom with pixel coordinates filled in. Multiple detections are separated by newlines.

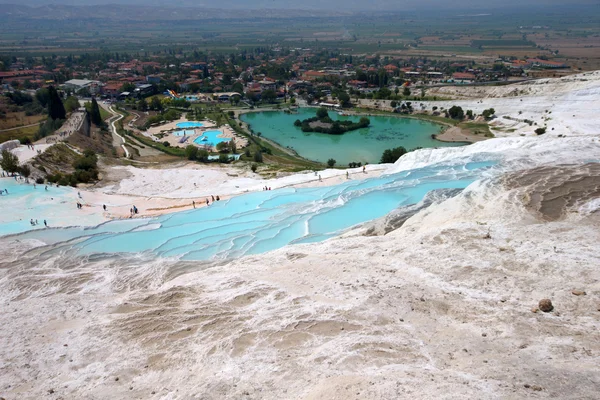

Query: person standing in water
left=193, top=200, right=196, bottom=209
left=103, top=204, right=107, bottom=211
left=44, top=220, right=47, bottom=227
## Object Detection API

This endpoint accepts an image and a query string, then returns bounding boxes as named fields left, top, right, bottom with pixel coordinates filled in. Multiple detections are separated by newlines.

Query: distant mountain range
left=0, top=4, right=354, bottom=20
left=0, top=0, right=595, bottom=12
left=0, top=1, right=594, bottom=21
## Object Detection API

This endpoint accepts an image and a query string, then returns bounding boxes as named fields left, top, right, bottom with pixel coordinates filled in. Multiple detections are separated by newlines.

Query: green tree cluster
left=380, top=146, right=407, bottom=163
left=448, top=106, right=465, bottom=120
left=0, top=149, right=19, bottom=174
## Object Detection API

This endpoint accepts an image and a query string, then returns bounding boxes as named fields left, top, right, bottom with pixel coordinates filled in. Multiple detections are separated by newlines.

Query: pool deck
left=146, top=115, right=249, bottom=151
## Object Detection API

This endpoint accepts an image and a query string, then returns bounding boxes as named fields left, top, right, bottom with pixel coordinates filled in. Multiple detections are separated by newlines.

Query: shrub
left=327, top=158, right=336, bottom=167
left=18, top=164, right=31, bottom=178
left=185, top=145, right=199, bottom=160
left=35, top=177, right=45, bottom=184
left=251, top=163, right=258, bottom=173
left=448, top=106, right=465, bottom=120
left=244, top=148, right=251, bottom=157
left=380, top=146, right=408, bottom=163
left=316, top=107, right=329, bottom=119
left=218, top=154, right=231, bottom=163
left=253, top=151, right=263, bottom=163
left=163, top=141, right=170, bottom=147
left=535, top=127, right=547, bottom=135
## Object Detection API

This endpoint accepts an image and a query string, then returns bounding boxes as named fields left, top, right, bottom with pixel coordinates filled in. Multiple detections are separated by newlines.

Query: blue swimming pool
left=16, top=158, right=498, bottom=261
left=176, top=122, right=204, bottom=129
left=172, top=129, right=195, bottom=137
left=193, top=130, right=231, bottom=147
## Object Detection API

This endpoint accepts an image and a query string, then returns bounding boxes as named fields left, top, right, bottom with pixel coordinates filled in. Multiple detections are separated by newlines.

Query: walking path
left=106, top=106, right=130, bottom=158
left=0, top=122, right=40, bottom=132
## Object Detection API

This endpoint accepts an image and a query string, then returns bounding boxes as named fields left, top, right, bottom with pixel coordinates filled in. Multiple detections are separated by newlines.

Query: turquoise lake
left=241, top=108, right=465, bottom=165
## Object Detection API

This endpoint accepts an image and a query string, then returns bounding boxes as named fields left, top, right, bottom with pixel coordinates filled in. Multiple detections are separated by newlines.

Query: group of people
left=130, top=205, right=139, bottom=217
left=0, top=188, right=8, bottom=195
left=192, top=195, right=221, bottom=209
left=30, top=219, right=48, bottom=227
left=263, top=186, right=272, bottom=191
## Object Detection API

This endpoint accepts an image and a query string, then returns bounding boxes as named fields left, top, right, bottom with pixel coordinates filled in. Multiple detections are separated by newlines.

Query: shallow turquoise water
left=241, top=108, right=464, bottom=164
left=17, top=159, right=498, bottom=261
left=193, top=130, right=230, bottom=147
left=176, top=122, right=203, bottom=128
left=0, top=179, right=104, bottom=236
left=173, top=129, right=195, bottom=136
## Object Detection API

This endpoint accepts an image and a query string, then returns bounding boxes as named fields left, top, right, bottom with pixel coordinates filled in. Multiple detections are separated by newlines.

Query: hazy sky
left=1, top=0, right=596, bottom=10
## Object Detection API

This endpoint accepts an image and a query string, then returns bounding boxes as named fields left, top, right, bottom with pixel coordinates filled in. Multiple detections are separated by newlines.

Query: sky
left=0, top=0, right=596, bottom=10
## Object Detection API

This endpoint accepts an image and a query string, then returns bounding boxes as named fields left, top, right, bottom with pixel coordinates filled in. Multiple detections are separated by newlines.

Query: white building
left=63, top=79, right=102, bottom=94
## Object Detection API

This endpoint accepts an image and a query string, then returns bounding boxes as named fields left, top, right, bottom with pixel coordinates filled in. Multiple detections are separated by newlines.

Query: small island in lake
left=294, top=107, right=370, bottom=135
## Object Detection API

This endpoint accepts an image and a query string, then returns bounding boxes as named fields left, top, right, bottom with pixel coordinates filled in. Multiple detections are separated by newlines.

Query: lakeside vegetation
left=294, top=108, right=370, bottom=135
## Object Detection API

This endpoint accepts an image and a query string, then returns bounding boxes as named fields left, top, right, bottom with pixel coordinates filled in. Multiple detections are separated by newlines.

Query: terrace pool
left=16, top=158, right=498, bottom=261
left=176, top=122, right=204, bottom=129
left=0, top=178, right=104, bottom=236
left=193, top=130, right=230, bottom=147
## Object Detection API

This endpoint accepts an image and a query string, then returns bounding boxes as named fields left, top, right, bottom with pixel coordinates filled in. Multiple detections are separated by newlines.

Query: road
left=106, top=105, right=130, bottom=158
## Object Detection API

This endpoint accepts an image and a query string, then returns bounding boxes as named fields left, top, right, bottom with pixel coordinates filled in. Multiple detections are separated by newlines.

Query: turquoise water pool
left=241, top=108, right=464, bottom=164
left=176, top=122, right=204, bottom=128
left=0, top=179, right=104, bottom=236
left=17, top=159, right=497, bottom=260
left=193, top=130, right=230, bottom=147
left=173, top=129, right=195, bottom=136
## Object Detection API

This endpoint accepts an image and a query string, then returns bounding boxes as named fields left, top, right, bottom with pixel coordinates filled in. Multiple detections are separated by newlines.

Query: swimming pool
left=176, top=122, right=204, bottom=129
left=172, top=129, right=195, bottom=137
left=16, top=159, right=498, bottom=260
left=193, top=130, right=231, bottom=147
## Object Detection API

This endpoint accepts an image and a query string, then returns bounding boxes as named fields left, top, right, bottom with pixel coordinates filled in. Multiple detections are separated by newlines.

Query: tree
left=185, top=145, right=198, bottom=160
left=150, top=96, right=163, bottom=111
left=327, top=158, right=336, bottom=167
left=0, top=149, right=19, bottom=174
left=19, top=164, right=31, bottom=178
left=390, top=100, right=397, bottom=108
left=338, top=91, right=351, bottom=107
left=359, top=117, right=370, bottom=127
left=120, top=82, right=135, bottom=92
left=482, top=108, right=496, bottom=120
left=448, top=105, right=465, bottom=120
left=216, top=141, right=229, bottom=153
left=137, top=98, right=148, bottom=111
left=262, top=89, right=277, bottom=103
left=380, top=146, right=407, bottom=163
left=403, top=87, right=411, bottom=97
left=316, top=107, right=329, bottom=119
left=47, top=86, right=66, bottom=120
left=89, top=98, right=103, bottom=126
left=230, top=140, right=237, bottom=154
left=64, top=96, right=80, bottom=113
left=232, top=81, right=244, bottom=95
left=289, top=97, right=296, bottom=105
left=253, top=151, right=263, bottom=163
